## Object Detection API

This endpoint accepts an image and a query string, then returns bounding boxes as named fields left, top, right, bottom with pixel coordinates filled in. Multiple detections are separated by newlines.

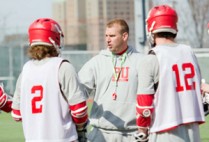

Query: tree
left=187, top=0, right=209, bottom=48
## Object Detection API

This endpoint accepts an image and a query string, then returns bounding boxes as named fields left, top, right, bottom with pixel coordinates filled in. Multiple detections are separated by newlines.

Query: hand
left=77, top=128, right=87, bottom=142
left=203, top=103, right=209, bottom=116
left=201, top=79, right=209, bottom=95
left=203, top=93, right=209, bottom=104
left=202, top=84, right=209, bottom=96
left=201, top=79, right=209, bottom=105
left=76, top=120, right=89, bottom=142
left=133, top=127, right=149, bottom=142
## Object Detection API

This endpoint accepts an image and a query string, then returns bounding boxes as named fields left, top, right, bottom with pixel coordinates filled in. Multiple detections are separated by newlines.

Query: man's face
left=105, top=24, right=128, bottom=54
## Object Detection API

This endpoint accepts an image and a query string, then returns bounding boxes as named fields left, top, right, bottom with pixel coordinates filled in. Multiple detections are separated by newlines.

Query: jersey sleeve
left=11, top=73, right=22, bottom=120
left=137, top=54, right=159, bottom=95
left=136, top=54, right=159, bottom=128
left=59, top=61, right=87, bottom=105
left=59, top=61, right=89, bottom=128
left=78, top=58, right=96, bottom=96
left=12, top=73, right=22, bottom=110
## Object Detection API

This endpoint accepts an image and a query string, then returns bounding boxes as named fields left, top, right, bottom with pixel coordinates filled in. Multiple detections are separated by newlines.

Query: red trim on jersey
left=137, top=94, right=154, bottom=106
left=70, top=101, right=86, bottom=111
left=12, top=109, right=22, bottom=121
left=157, top=125, right=178, bottom=133
left=69, top=101, right=88, bottom=125
left=72, top=113, right=88, bottom=124
left=156, top=121, right=205, bottom=133
left=12, top=109, right=21, bottom=116
left=136, top=116, right=152, bottom=128
left=136, top=94, right=154, bottom=127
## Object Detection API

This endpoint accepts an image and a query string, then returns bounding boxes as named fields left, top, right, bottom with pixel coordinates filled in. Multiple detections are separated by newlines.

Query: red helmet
left=28, top=18, right=64, bottom=47
left=146, top=5, right=178, bottom=34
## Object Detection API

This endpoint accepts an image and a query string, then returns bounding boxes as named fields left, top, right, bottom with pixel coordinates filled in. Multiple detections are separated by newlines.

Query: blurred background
left=0, top=0, right=209, bottom=94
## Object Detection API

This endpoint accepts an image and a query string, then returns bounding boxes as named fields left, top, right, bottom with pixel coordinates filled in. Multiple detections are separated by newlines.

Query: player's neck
left=156, top=38, right=175, bottom=45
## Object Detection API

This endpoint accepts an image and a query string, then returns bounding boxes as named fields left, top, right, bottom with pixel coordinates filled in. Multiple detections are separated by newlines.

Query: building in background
left=86, top=0, right=135, bottom=50
left=52, top=0, right=147, bottom=51
left=53, top=0, right=87, bottom=50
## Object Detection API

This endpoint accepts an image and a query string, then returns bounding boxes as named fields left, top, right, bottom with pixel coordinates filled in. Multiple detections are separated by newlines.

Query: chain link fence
left=0, top=45, right=209, bottom=95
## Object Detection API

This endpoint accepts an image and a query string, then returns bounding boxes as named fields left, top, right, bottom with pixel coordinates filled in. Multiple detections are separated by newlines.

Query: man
left=78, top=19, right=145, bottom=142
left=201, top=79, right=209, bottom=116
left=201, top=22, right=209, bottom=116
left=11, top=18, right=88, bottom=142
left=0, top=84, right=12, bottom=113
left=136, top=5, right=205, bottom=142
left=201, top=22, right=209, bottom=94
left=202, top=80, right=209, bottom=94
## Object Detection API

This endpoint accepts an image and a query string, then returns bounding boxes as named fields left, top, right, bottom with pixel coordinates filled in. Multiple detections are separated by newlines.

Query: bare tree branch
left=187, top=0, right=209, bottom=48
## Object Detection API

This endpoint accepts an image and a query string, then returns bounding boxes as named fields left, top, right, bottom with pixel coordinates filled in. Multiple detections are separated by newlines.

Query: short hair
left=106, top=19, right=129, bottom=35
left=27, top=45, right=59, bottom=60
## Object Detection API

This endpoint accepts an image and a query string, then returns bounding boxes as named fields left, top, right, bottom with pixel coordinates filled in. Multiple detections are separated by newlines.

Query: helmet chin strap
left=49, top=37, right=61, bottom=56
left=147, top=21, right=156, bottom=48
left=147, top=32, right=155, bottom=48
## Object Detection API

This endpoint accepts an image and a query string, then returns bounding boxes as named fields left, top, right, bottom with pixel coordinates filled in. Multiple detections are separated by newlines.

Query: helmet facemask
left=146, top=21, right=156, bottom=48
left=48, top=24, right=64, bottom=56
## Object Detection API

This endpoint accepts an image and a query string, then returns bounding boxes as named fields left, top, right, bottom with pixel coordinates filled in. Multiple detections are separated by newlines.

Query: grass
left=1, top=110, right=209, bottom=142
left=200, top=116, right=209, bottom=142
left=0, top=112, right=24, bottom=142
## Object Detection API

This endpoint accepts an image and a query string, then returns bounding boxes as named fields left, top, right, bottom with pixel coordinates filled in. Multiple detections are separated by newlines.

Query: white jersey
left=20, top=57, right=77, bottom=142
left=150, top=44, right=205, bottom=132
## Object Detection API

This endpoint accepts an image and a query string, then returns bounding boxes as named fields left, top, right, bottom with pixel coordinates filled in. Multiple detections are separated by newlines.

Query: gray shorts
left=87, top=127, right=136, bottom=142
left=149, top=123, right=201, bottom=142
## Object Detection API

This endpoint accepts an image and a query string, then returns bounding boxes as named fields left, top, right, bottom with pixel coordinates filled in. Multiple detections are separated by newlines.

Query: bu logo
left=112, top=67, right=129, bottom=82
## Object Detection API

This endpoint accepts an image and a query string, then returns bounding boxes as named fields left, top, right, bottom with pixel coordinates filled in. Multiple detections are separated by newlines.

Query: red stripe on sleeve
left=136, top=94, right=154, bottom=128
left=69, top=101, right=88, bottom=125
left=137, top=94, right=154, bottom=106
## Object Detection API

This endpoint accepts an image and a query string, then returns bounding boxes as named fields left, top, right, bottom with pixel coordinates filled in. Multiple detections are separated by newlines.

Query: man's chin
left=108, top=47, right=113, bottom=51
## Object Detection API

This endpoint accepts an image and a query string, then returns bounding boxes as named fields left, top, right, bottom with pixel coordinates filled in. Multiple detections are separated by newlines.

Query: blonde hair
left=106, top=19, right=129, bottom=35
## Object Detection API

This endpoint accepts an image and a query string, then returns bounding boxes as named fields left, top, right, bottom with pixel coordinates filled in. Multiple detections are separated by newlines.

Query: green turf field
left=0, top=111, right=209, bottom=142
left=0, top=112, right=24, bottom=142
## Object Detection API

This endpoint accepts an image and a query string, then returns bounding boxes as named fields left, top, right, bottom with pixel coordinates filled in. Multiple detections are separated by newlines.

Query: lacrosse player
left=201, top=79, right=209, bottom=116
left=0, top=84, right=12, bottom=113
left=201, top=23, right=209, bottom=116
left=78, top=19, right=145, bottom=142
left=11, top=18, right=88, bottom=142
left=136, top=5, right=205, bottom=142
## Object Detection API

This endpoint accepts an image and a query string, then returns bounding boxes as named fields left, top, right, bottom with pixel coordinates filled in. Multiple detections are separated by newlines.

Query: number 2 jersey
left=12, top=57, right=86, bottom=142
left=138, top=44, right=205, bottom=133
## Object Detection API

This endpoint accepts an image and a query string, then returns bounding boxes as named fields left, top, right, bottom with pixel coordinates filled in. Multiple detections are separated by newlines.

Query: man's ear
left=122, top=32, right=128, bottom=41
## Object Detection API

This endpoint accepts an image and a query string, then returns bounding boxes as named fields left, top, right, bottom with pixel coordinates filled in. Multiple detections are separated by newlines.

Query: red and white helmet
left=28, top=18, right=64, bottom=48
left=146, top=5, right=178, bottom=34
